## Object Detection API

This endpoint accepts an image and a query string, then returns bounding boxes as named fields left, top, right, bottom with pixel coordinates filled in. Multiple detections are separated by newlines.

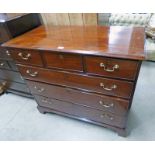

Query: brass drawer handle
left=20, top=75, right=24, bottom=81
left=6, top=50, right=10, bottom=56
left=0, top=81, right=7, bottom=94
left=100, top=113, right=114, bottom=120
left=18, top=52, right=31, bottom=60
left=100, top=63, right=119, bottom=72
left=100, top=83, right=117, bottom=91
left=26, top=70, right=38, bottom=77
left=0, top=62, right=4, bottom=66
left=42, top=98, right=52, bottom=104
left=99, top=101, right=114, bottom=108
left=34, top=86, right=45, bottom=92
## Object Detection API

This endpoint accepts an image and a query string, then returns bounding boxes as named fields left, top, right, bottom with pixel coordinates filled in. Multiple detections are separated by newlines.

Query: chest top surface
left=2, top=25, right=145, bottom=60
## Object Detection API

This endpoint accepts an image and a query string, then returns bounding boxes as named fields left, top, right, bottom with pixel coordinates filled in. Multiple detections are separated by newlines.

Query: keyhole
left=59, top=55, right=64, bottom=59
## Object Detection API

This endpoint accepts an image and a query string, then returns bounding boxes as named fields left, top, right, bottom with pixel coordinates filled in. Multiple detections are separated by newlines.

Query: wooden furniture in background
left=0, top=13, right=41, bottom=96
left=1, top=13, right=27, bottom=20
left=3, top=25, right=145, bottom=136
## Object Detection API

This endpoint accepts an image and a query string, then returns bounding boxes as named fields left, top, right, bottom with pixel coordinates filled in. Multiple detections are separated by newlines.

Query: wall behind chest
left=3, top=13, right=111, bottom=26
left=40, top=13, right=98, bottom=26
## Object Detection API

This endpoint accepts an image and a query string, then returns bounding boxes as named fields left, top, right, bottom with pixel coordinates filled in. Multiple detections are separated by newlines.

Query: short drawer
left=8, top=48, right=43, bottom=66
left=85, top=56, right=140, bottom=80
left=44, top=52, right=83, bottom=72
left=0, top=60, right=10, bottom=70
left=18, top=65, right=133, bottom=99
left=27, top=80, right=129, bottom=116
left=35, top=95, right=126, bottom=128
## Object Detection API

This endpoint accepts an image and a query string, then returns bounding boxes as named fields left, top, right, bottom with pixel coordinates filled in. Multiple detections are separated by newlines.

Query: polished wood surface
left=27, top=80, right=129, bottom=116
left=18, top=65, right=133, bottom=99
left=3, top=26, right=145, bottom=60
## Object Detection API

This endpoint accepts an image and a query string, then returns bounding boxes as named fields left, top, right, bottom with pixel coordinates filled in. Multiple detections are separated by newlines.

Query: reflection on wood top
left=2, top=25, right=145, bottom=60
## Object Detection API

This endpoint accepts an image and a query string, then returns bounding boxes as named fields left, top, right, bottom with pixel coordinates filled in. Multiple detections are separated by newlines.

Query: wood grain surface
left=3, top=26, right=145, bottom=60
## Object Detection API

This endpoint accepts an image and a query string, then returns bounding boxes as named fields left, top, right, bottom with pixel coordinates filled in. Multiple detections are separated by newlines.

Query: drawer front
left=8, top=48, right=43, bottom=66
left=0, top=69, right=25, bottom=83
left=8, top=82, right=30, bottom=93
left=8, top=60, right=19, bottom=71
left=0, top=60, right=10, bottom=70
left=44, top=52, right=83, bottom=72
left=85, top=56, right=139, bottom=80
left=27, top=80, right=129, bottom=116
left=0, top=47, right=12, bottom=60
left=35, top=95, right=126, bottom=128
left=18, top=65, right=133, bottom=99
left=0, top=78, right=30, bottom=93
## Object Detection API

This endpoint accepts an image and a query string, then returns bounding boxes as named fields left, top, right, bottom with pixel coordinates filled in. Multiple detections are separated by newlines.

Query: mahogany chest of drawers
left=0, top=13, right=41, bottom=96
left=2, top=25, right=145, bottom=136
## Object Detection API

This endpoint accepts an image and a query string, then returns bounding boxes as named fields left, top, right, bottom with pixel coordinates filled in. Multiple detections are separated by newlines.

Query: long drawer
left=27, top=80, right=129, bottom=116
left=85, top=56, right=139, bottom=80
left=35, top=95, right=126, bottom=128
left=18, top=65, right=134, bottom=99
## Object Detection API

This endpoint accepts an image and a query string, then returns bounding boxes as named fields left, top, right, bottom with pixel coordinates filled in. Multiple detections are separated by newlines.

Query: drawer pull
left=20, top=75, right=24, bottom=81
left=34, top=86, right=45, bottom=92
left=18, top=52, right=31, bottom=60
left=26, top=70, right=38, bottom=77
left=59, top=54, right=64, bottom=59
left=42, top=98, right=52, bottom=104
left=100, top=83, right=117, bottom=91
left=99, top=101, right=114, bottom=108
left=100, top=63, right=119, bottom=72
left=0, top=81, right=7, bottom=94
left=0, top=63, right=4, bottom=66
left=100, top=113, right=114, bottom=120
left=6, top=50, right=10, bottom=56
